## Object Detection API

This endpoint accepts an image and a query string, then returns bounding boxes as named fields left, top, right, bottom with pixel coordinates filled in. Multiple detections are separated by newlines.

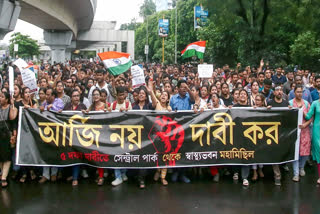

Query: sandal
left=30, top=171, right=37, bottom=180
left=243, top=179, right=249, bottom=186
left=154, top=171, right=160, bottom=181
left=97, top=177, right=104, bottom=186
left=252, top=170, right=258, bottom=181
left=1, top=179, right=8, bottom=187
left=19, top=174, right=27, bottom=183
left=72, top=180, right=78, bottom=186
left=258, top=168, right=264, bottom=178
left=11, top=171, right=17, bottom=180
left=161, top=178, right=168, bottom=186
left=139, top=180, right=145, bottom=189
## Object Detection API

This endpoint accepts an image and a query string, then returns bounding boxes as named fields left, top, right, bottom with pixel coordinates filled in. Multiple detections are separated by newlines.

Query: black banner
left=17, top=108, right=300, bottom=168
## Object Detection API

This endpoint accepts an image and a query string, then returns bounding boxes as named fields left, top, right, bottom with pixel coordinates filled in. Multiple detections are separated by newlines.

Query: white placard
left=21, top=68, right=38, bottom=93
left=14, top=44, right=19, bottom=52
left=9, top=66, right=14, bottom=97
left=198, top=64, right=213, bottom=78
left=13, top=58, right=28, bottom=71
left=131, top=65, right=146, bottom=89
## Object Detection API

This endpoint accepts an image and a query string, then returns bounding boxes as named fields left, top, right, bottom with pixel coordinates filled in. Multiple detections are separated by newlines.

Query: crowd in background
left=0, top=59, right=319, bottom=189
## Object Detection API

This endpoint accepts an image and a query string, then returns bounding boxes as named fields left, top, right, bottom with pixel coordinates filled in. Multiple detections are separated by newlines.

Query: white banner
left=131, top=65, right=146, bottom=89
left=13, top=58, right=28, bottom=71
left=21, top=68, right=38, bottom=93
left=198, top=64, right=213, bottom=78
left=9, top=66, right=14, bottom=97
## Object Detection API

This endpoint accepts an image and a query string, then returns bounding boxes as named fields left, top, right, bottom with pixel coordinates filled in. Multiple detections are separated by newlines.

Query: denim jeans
left=241, top=166, right=250, bottom=179
left=72, top=166, right=80, bottom=180
left=43, top=167, right=58, bottom=179
left=114, top=169, right=127, bottom=179
left=292, top=156, right=309, bottom=176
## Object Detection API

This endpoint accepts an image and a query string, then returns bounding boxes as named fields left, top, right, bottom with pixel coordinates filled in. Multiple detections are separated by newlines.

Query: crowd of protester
left=0, top=59, right=319, bottom=189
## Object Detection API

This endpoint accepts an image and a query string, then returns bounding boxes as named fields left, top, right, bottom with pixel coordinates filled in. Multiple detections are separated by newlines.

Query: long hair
left=89, top=88, right=101, bottom=111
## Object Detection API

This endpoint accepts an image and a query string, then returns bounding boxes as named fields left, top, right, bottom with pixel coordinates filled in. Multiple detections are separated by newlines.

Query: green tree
left=290, top=31, right=320, bottom=71
left=120, top=18, right=142, bottom=30
left=139, top=0, right=156, bottom=20
left=135, top=0, right=201, bottom=64
left=9, top=32, right=40, bottom=59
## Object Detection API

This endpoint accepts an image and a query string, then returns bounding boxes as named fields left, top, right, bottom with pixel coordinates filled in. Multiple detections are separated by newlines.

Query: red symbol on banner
left=148, top=116, right=185, bottom=166
left=60, top=153, right=66, bottom=161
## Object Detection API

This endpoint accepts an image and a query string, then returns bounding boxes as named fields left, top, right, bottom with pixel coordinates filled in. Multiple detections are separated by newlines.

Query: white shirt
left=88, top=82, right=114, bottom=104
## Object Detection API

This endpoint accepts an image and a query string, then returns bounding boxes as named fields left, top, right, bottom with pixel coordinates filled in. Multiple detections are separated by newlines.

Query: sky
left=0, top=0, right=145, bottom=44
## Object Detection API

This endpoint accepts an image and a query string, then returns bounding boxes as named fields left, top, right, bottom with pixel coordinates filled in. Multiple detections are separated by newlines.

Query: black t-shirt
left=233, top=103, right=251, bottom=107
left=267, top=99, right=289, bottom=107
left=221, top=95, right=233, bottom=106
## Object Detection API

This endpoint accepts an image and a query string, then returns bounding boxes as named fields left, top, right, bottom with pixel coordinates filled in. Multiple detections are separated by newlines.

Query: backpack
left=112, top=101, right=129, bottom=111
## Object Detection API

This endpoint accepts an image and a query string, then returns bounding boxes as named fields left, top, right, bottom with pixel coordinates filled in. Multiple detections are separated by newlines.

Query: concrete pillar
left=44, top=30, right=73, bottom=64
left=0, top=0, right=21, bottom=40
left=116, top=42, right=122, bottom=52
left=127, top=31, right=135, bottom=60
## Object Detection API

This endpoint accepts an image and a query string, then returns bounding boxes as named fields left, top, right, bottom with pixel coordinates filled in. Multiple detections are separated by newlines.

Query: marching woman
left=231, top=89, right=251, bottom=186
left=206, top=93, right=225, bottom=182
left=86, top=88, right=110, bottom=186
left=304, top=87, right=320, bottom=184
left=251, top=93, right=265, bottom=181
left=132, top=86, right=154, bottom=188
left=147, top=80, right=171, bottom=186
left=63, top=90, right=87, bottom=186
left=0, top=92, right=17, bottom=187
left=290, top=85, right=311, bottom=182
left=17, top=87, right=38, bottom=183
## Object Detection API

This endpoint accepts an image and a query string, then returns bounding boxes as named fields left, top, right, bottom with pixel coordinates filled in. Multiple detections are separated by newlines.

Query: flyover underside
left=19, top=1, right=69, bottom=31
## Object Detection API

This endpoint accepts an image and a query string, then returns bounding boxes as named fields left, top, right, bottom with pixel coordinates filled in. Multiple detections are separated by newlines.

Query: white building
left=156, top=0, right=173, bottom=12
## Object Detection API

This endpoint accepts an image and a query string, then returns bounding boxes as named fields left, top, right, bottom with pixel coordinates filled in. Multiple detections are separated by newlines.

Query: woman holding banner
left=133, top=86, right=154, bottom=189
left=147, top=80, right=171, bottom=186
left=231, top=89, right=251, bottom=186
left=206, top=92, right=226, bottom=182
left=17, top=87, right=38, bottom=183
left=0, top=92, right=17, bottom=187
left=86, top=88, right=110, bottom=186
left=251, top=93, right=266, bottom=181
left=63, top=89, right=87, bottom=186
left=290, top=85, right=311, bottom=182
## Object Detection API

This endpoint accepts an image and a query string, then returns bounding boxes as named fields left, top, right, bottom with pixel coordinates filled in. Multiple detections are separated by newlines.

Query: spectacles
left=93, top=94, right=100, bottom=97
left=72, top=95, right=80, bottom=97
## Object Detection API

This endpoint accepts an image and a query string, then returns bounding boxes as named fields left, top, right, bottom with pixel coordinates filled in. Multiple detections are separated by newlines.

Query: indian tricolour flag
left=181, top=41, right=206, bottom=59
left=98, top=51, right=133, bottom=76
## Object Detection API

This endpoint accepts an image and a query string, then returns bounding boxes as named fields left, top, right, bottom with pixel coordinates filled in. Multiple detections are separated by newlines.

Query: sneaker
left=213, top=174, right=219, bottom=183
left=242, top=179, right=249, bottom=186
left=292, top=175, right=300, bottom=182
left=122, top=174, right=128, bottom=182
left=171, top=172, right=178, bottom=182
left=112, top=178, right=123, bottom=186
left=233, top=173, right=239, bottom=180
left=299, top=168, right=306, bottom=177
left=81, top=169, right=89, bottom=178
left=180, top=175, right=191, bottom=183
left=275, top=178, right=281, bottom=186
left=282, top=165, right=289, bottom=172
